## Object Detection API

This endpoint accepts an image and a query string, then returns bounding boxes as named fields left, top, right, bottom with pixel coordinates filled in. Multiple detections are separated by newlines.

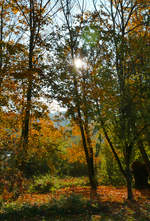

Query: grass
left=27, top=175, right=89, bottom=194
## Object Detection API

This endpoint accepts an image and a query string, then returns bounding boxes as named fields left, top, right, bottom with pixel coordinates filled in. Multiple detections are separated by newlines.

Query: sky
left=49, top=100, right=67, bottom=113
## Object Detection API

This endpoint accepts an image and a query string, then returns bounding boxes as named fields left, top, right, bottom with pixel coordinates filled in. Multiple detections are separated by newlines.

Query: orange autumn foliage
left=64, top=123, right=98, bottom=164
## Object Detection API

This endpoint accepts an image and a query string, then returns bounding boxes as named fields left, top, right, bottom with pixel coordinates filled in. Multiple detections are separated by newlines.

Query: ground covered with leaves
left=0, top=185, right=150, bottom=220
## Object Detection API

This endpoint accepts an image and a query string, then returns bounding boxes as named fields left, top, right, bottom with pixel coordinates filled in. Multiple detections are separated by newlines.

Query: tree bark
left=77, top=106, right=97, bottom=191
left=21, top=0, right=34, bottom=149
left=125, top=145, right=133, bottom=200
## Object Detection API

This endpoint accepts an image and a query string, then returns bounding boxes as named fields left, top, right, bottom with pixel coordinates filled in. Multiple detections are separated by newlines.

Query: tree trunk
left=125, top=145, right=133, bottom=200
left=21, top=80, right=32, bottom=149
left=21, top=0, right=34, bottom=149
left=61, top=0, right=97, bottom=192
left=77, top=107, right=97, bottom=191
left=126, top=173, right=133, bottom=200
left=126, top=162, right=133, bottom=200
left=83, top=97, right=97, bottom=190
left=99, top=115, right=126, bottom=178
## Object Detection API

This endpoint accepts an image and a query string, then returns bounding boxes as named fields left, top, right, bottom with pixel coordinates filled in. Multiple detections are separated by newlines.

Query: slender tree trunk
left=103, top=119, right=133, bottom=200
left=96, top=101, right=133, bottom=199
left=74, top=75, right=97, bottom=190
left=125, top=145, right=133, bottom=200
left=71, top=38, right=97, bottom=191
left=82, top=74, right=97, bottom=191
left=113, top=11, right=133, bottom=200
left=21, top=0, right=34, bottom=150
left=84, top=121, right=96, bottom=180
left=77, top=106, right=97, bottom=191
left=61, top=0, right=97, bottom=191
left=84, top=124, right=97, bottom=197
left=21, top=80, right=32, bottom=149
left=126, top=173, right=133, bottom=200
left=73, top=70, right=97, bottom=191
left=96, top=102, right=126, bottom=178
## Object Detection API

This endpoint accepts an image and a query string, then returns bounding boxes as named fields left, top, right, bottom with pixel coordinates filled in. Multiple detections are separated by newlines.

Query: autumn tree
left=46, top=0, right=98, bottom=191
left=92, top=0, right=150, bottom=199
left=0, top=0, right=60, bottom=198
left=10, top=0, right=59, bottom=153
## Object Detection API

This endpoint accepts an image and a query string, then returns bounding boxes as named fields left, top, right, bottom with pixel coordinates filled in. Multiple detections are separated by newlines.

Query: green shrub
left=28, top=175, right=89, bottom=194
left=28, top=174, right=53, bottom=193
left=53, top=176, right=89, bottom=189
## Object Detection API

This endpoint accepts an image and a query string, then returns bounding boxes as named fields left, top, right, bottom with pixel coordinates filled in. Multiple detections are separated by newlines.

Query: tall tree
left=47, top=0, right=98, bottom=191
left=92, top=0, right=150, bottom=200
left=12, top=0, right=58, bottom=151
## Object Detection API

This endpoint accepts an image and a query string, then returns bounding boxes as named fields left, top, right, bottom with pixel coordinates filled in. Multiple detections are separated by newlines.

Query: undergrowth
left=28, top=175, right=89, bottom=193
left=0, top=193, right=104, bottom=220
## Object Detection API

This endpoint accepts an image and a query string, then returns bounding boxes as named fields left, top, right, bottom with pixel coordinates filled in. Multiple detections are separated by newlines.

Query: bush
left=53, top=176, right=89, bottom=189
left=28, top=175, right=89, bottom=194
left=28, top=174, right=53, bottom=193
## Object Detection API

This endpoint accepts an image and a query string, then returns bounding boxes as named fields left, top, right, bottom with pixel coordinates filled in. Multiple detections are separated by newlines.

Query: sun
left=74, top=58, right=84, bottom=69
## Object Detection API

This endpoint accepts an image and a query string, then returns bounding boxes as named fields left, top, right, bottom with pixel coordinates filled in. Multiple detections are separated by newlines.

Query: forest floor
left=16, top=186, right=150, bottom=220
